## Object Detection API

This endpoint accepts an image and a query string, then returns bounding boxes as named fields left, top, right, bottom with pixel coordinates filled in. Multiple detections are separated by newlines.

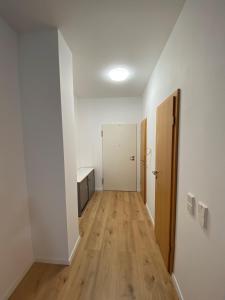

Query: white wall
left=58, top=31, right=79, bottom=258
left=0, top=18, right=33, bottom=299
left=142, top=0, right=225, bottom=299
left=19, top=29, right=78, bottom=264
left=77, top=97, right=142, bottom=191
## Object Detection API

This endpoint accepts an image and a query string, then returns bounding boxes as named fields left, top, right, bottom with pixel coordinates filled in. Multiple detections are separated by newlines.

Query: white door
left=102, top=124, right=137, bottom=191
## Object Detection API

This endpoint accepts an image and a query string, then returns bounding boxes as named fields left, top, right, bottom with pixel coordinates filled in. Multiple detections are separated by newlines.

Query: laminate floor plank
left=10, top=191, right=178, bottom=300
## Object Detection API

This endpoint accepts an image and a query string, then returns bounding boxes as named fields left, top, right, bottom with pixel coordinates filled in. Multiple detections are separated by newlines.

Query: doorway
left=102, top=124, right=137, bottom=191
left=140, top=118, right=147, bottom=204
left=153, top=89, right=180, bottom=273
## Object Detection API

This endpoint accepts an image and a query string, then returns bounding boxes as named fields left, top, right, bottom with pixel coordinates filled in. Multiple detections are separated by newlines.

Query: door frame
left=169, top=89, right=180, bottom=273
left=154, top=89, right=180, bottom=274
left=140, top=118, right=147, bottom=204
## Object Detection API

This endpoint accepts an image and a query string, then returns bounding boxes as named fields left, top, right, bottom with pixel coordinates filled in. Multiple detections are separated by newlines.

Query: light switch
left=187, top=193, right=195, bottom=215
left=198, top=202, right=208, bottom=228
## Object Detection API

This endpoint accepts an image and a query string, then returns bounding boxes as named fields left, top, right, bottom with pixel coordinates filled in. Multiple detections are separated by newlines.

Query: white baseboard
left=2, top=261, right=33, bottom=300
left=68, top=235, right=81, bottom=265
left=96, top=187, right=103, bottom=191
left=146, top=204, right=155, bottom=226
left=36, top=235, right=81, bottom=266
left=172, top=273, right=184, bottom=300
left=35, top=257, right=70, bottom=265
left=2, top=236, right=81, bottom=299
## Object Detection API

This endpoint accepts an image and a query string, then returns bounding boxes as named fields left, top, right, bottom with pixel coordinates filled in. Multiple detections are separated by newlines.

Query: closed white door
left=102, top=124, right=137, bottom=191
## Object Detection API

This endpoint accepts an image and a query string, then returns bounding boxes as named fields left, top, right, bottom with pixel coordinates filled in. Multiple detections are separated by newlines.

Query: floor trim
left=35, top=235, right=81, bottom=266
left=68, top=235, right=81, bottom=265
left=146, top=204, right=155, bottom=226
left=2, top=261, right=33, bottom=300
left=35, top=257, right=71, bottom=265
left=171, top=273, right=184, bottom=300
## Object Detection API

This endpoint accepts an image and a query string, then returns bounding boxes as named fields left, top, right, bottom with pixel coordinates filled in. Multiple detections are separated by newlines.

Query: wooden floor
left=10, top=192, right=178, bottom=300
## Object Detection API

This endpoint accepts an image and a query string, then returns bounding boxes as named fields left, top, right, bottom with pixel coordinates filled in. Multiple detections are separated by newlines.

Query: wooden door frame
left=140, top=118, right=147, bottom=204
left=154, top=89, right=180, bottom=274
left=168, top=89, right=180, bottom=273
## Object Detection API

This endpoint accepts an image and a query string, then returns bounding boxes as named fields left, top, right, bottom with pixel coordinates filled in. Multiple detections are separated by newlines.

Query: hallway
left=10, top=192, right=177, bottom=300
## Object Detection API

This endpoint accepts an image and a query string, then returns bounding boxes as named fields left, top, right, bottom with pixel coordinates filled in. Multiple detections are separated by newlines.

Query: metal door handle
left=152, top=170, right=159, bottom=176
left=130, top=156, right=135, bottom=161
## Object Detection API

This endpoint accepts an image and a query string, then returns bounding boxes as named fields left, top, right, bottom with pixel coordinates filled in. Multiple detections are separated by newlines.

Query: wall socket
left=198, top=202, right=208, bottom=229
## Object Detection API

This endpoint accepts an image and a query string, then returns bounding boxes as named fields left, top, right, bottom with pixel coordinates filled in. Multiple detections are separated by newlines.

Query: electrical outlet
left=198, top=202, right=208, bottom=228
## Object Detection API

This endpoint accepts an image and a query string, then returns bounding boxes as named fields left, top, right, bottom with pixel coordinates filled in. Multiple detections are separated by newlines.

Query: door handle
left=130, top=156, right=135, bottom=161
left=152, top=170, right=159, bottom=176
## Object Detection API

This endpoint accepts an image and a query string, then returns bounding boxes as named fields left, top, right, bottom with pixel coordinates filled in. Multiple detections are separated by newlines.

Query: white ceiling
left=0, top=0, right=184, bottom=98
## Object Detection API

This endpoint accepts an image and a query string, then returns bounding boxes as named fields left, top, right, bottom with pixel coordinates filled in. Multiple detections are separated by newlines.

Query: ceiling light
left=108, top=67, right=130, bottom=82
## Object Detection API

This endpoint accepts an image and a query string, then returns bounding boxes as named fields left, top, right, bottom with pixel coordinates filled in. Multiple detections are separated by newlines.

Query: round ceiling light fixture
left=108, top=67, right=130, bottom=82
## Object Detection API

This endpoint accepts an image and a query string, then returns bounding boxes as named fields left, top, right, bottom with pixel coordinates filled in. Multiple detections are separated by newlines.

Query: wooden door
left=140, top=119, right=147, bottom=203
left=154, top=90, right=180, bottom=273
left=102, top=124, right=137, bottom=191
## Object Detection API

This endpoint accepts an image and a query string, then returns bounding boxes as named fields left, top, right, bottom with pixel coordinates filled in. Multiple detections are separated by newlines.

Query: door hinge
left=101, top=130, right=103, bottom=137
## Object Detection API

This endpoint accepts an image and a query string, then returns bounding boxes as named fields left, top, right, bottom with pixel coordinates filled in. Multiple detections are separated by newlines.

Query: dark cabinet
left=77, top=177, right=89, bottom=217
left=88, top=170, right=95, bottom=200
left=77, top=168, right=95, bottom=217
